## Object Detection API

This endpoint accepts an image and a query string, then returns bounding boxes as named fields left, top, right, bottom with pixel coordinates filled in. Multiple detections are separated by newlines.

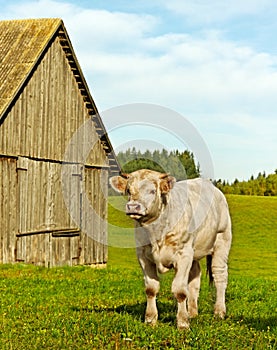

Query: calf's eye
left=150, top=189, right=156, bottom=195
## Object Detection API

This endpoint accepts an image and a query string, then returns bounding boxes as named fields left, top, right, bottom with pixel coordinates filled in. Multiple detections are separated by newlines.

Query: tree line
left=114, top=147, right=277, bottom=196
left=214, top=171, right=277, bottom=196
left=116, top=147, right=200, bottom=181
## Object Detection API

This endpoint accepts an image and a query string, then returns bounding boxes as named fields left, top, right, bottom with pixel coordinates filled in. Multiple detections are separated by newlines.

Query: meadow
left=0, top=195, right=276, bottom=349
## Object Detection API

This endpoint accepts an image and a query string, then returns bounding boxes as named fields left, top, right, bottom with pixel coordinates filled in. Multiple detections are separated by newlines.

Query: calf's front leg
left=137, top=247, right=160, bottom=326
left=172, top=248, right=194, bottom=330
left=145, top=280, right=159, bottom=325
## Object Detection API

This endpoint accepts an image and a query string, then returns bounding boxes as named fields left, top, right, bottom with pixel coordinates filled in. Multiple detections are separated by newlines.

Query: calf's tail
left=206, top=255, right=214, bottom=285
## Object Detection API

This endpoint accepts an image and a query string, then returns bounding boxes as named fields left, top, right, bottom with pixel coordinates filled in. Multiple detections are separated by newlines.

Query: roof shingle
left=0, top=18, right=61, bottom=117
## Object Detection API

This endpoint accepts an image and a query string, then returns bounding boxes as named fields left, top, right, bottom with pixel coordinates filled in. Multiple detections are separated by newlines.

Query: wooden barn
left=0, top=18, right=119, bottom=267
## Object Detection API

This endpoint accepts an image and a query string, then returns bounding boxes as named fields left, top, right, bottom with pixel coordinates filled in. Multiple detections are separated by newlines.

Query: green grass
left=0, top=265, right=276, bottom=349
left=227, top=195, right=277, bottom=279
left=108, top=196, right=135, bottom=249
left=108, top=194, right=277, bottom=278
left=0, top=195, right=276, bottom=349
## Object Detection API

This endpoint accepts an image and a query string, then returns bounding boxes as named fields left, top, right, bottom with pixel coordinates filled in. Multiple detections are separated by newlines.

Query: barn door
left=16, top=157, right=82, bottom=266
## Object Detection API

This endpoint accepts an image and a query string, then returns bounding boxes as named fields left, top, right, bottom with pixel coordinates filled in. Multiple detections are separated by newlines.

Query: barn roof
left=0, top=18, right=120, bottom=174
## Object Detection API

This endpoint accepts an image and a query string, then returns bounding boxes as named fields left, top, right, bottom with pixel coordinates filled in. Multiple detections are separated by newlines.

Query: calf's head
left=110, top=169, right=176, bottom=223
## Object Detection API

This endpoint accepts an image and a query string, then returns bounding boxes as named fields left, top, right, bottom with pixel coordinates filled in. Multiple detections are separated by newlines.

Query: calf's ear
left=160, top=175, right=176, bottom=194
left=109, top=176, right=128, bottom=193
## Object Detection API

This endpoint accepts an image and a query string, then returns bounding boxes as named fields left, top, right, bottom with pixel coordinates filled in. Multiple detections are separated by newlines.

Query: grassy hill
left=0, top=194, right=276, bottom=349
left=108, top=194, right=277, bottom=279
left=227, top=195, right=277, bottom=279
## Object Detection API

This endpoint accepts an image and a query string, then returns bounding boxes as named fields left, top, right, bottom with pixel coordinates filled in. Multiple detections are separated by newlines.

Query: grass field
left=0, top=195, right=276, bottom=349
left=227, top=195, right=277, bottom=279
left=108, top=194, right=277, bottom=279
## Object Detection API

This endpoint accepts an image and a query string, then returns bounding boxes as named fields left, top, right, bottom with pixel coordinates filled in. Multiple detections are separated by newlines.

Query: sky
left=1, top=0, right=277, bottom=181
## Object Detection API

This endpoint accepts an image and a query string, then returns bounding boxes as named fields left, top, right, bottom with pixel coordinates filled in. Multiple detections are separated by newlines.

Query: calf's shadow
left=72, top=300, right=176, bottom=325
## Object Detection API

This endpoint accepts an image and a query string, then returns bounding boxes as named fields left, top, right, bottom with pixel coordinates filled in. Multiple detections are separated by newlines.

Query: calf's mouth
left=125, top=202, right=146, bottom=219
left=127, top=213, right=144, bottom=219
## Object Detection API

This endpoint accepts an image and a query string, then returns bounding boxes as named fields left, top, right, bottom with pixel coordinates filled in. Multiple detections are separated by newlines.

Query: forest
left=115, top=147, right=277, bottom=196
left=116, top=147, right=200, bottom=180
left=214, top=171, right=277, bottom=196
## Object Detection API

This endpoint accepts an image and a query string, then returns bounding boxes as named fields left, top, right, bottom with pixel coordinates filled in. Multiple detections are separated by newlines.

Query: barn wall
left=15, top=164, right=109, bottom=266
left=0, top=36, right=108, bottom=167
left=0, top=34, right=110, bottom=266
left=0, top=156, right=109, bottom=266
left=0, top=157, right=17, bottom=263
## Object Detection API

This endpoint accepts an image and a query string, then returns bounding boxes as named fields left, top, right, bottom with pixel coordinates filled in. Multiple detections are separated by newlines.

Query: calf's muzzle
left=126, top=202, right=143, bottom=215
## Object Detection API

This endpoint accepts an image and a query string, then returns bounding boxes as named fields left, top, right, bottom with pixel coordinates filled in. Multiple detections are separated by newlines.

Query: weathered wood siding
left=0, top=36, right=108, bottom=167
left=16, top=232, right=81, bottom=267
left=14, top=163, right=108, bottom=266
left=15, top=158, right=83, bottom=266
left=0, top=33, right=109, bottom=266
left=17, top=158, right=80, bottom=234
left=80, top=167, right=108, bottom=265
left=0, top=157, right=17, bottom=263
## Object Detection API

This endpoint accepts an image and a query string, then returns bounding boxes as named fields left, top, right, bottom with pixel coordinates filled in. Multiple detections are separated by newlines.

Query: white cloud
left=78, top=29, right=277, bottom=119
left=3, top=0, right=277, bottom=111
left=163, top=0, right=275, bottom=24
left=66, top=10, right=158, bottom=51
left=1, top=0, right=276, bottom=180
left=3, top=0, right=158, bottom=49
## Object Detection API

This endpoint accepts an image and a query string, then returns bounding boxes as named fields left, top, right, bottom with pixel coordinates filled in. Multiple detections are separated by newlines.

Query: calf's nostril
left=127, top=203, right=141, bottom=212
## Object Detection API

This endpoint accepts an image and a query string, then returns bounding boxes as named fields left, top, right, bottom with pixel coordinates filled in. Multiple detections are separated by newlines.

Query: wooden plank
left=0, top=157, right=17, bottom=263
left=0, top=160, right=3, bottom=262
left=81, top=167, right=93, bottom=264
left=17, top=228, right=80, bottom=237
left=94, top=169, right=100, bottom=262
left=80, top=167, right=109, bottom=265
left=101, top=169, right=108, bottom=263
left=17, top=157, right=28, bottom=234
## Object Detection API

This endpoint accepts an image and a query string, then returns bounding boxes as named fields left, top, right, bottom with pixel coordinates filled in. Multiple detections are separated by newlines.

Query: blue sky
left=1, top=0, right=277, bottom=181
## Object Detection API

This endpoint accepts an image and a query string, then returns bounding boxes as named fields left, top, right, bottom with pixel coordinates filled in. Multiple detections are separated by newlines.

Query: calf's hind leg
left=212, top=230, right=232, bottom=318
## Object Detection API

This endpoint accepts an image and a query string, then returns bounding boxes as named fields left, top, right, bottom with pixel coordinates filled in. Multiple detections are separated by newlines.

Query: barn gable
left=0, top=18, right=119, bottom=267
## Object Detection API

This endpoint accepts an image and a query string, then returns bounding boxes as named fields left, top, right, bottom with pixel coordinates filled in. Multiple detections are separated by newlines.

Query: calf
left=110, top=169, right=232, bottom=329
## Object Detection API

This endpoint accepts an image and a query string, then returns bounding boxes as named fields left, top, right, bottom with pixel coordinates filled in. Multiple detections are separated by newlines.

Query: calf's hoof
left=214, top=307, right=226, bottom=320
left=188, top=306, right=198, bottom=319
left=177, top=319, right=190, bottom=331
left=145, top=314, right=158, bottom=326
